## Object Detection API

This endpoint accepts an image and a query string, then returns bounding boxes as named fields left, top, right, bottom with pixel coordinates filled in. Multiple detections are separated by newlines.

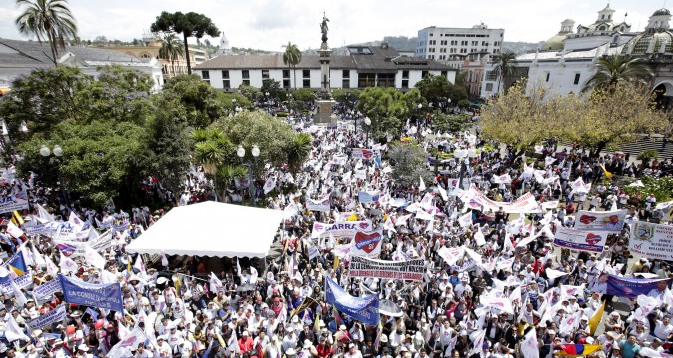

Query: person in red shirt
left=239, top=330, right=254, bottom=355
left=316, top=337, right=332, bottom=358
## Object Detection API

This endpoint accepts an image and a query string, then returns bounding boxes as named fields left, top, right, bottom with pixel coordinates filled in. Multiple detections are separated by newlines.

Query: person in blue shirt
left=618, top=334, right=641, bottom=358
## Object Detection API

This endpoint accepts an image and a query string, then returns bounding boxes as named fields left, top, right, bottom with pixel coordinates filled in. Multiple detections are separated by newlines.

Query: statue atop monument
left=320, top=12, right=329, bottom=43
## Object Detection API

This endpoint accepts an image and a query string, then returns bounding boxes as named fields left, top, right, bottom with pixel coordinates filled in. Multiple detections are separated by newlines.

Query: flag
left=373, top=323, right=383, bottom=350
left=6, top=222, right=24, bottom=239
left=10, top=211, right=23, bottom=227
left=419, top=176, right=426, bottom=191
left=31, top=244, right=46, bottom=268
left=468, top=329, right=486, bottom=356
left=209, top=272, right=223, bottom=293
left=7, top=252, right=26, bottom=276
left=5, top=314, right=28, bottom=342
left=599, top=163, right=612, bottom=179
left=85, top=246, right=106, bottom=269
left=263, top=178, right=276, bottom=194
left=588, top=300, right=605, bottom=335
left=556, top=344, right=602, bottom=357
left=59, top=252, right=78, bottom=273
left=107, top=327, right=149, bottom=358
left=458, top=211, right=473, bottom=228
left=521, top=328, right=539, bottom=358
left=11, top=278, right=27, bottom=306
left=347, top=213, right=358, bottom=221
left=45, top=255, right=59, bottom=277
left=57, top=243, right=77, bottom=257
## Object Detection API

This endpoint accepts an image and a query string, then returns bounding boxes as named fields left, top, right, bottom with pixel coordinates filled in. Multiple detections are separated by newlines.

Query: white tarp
left=126, top=201, right=285, bottom=258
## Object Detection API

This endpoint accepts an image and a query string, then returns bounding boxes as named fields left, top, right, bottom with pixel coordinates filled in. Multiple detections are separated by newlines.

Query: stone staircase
left=612, top=134, right=673, bottom=162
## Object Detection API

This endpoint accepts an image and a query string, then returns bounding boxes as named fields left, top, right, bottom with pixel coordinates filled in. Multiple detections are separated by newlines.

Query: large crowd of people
left=0, top=115, right=670, bottom=358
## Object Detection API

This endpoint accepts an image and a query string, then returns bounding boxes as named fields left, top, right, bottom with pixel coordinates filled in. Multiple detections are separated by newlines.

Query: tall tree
left=150, top=11, right=220, bottom=74
left=282, top=42, right=302, bottom=90
left=158, top=33, right=184, bottom=76
left=15, top=0, right=78, bottom=64
left=493, top=52, right=517, bottom=94
left=582, top=55, right=654, bottom=93
left=356, top=87, right=408, bottom=140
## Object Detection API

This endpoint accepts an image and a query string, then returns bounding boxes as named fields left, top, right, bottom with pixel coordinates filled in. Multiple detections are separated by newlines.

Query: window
left=402, top=70, right=409, bottom=79
left=303, top=69, right=310, bottom=78
left=486, top=83, right=493, bottom=91
left=283, top=79, right=290, bottom=88
left=223, top=80, right=230, bottom=89
left=422, top=71, right=429, bottom=78
left=471, top=41, right=478, bottom=46
left=545, top=72, right=550, bottom=82
left=221, top=70, right=229, bottom=78
left=440, top=48, right=447, bottom=53
left=201, top=71, right=210, bottom=80
left=441, top=71, right=448, bottom=77
left=573, top=73, right=581, bottom=85
left=243, top=79, right=250, bottom=85
left=342, top=79, right=349, bottom=88
left=461, top=41, right=468, bottom=46
left=429, top=55, right=435, bottom=59
left=402, top=80, right=409, bottom=89
left=262, top=70, right=270, bottom=79
left=283, top=70, right=290, bottom=78
left=303, top=79, right=311, bottom=87
left=440, top=40, right=447, bottom=46
left=343, top=70, right=350, bottom=78
left=242, top=70, right=249, bottom=79
left=451, top=40, right=457, bottom=46
left=429, top=48, right=436, bottom=53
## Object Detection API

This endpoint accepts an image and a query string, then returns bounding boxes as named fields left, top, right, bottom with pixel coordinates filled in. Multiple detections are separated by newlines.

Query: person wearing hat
left=156, top=336, right=172, bottom=357
left=284, top=347, right=297, bottom=358
left=344, top=343, right=362, bottom=358
left=282, top=326, right=298, bottom=353
left=76, top=343, right=93, bottom=358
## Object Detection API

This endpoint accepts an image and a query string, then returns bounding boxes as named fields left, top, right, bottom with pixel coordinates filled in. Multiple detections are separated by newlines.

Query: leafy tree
left=15, top=0, right=78, bottom=64
left=387, top=141, right=433, bottom=187
left=162, top=74, right=225, bottom=128
left=624, top=176, right=673, bottom=205
left=286, top=133, right=312, bottom=175
left=332, top=89, right=361, bottom=107
left=493, top=52, right=517, bottom=94
left=432, top=113, right=469, bottom=134
left=261, top=79, right=282, bottom=99
left=415, top=74, right=450, bottom=107
left=402, top=88, right=427, bottom=119
left=158, top=33, right=184, bottom=76
left=282, top=42, right=302, bottom=90
left=570, top=80, right=664, bottom=157
left=150, top=11, right=220, bottom=74
left=356, top=87, right=408, bottom=140
left=582, top=55, right=654, bottom=93
left=191, top=128, right=232, bottom=175
left=237, top=83, right=262, bottom=103
left=291, top=88, right=316, bottom=111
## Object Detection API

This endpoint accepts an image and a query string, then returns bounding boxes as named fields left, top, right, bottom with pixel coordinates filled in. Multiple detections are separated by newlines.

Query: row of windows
left=545, top=72, right=582, bottom=85
left=429, top=33, right=492, bottom=37
left=205, top=69, right=353, bottom=79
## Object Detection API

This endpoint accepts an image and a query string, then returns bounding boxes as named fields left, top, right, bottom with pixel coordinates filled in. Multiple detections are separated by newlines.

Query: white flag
left=5, top=314, right=28, bottom=342
left=468, top=329, right=486, bottom=356
left=209, top=272, right=223, bottom=293
left=45, top=255, right=59, bottom=277
left=59, top=252, right=79, bottom=273
left=85, top=246, right=106, bottom=269
left=545, top=268, right=568, bottom=280
left=437, top=185, right=448, bottom=201
left=10, top=278, right=27, bottom=306
left=458, top=211, right=473, bottom=228
left=31, top=244, right=46, bottom=268
left=263, top=177, right=276, bottom=194
left=418, top=176, right=426, bottom=191
left=107, top=327, right=149, bottom=358
left=521, top=328, right=539, bottom=358
left=6, top=222, right=23, bottom=239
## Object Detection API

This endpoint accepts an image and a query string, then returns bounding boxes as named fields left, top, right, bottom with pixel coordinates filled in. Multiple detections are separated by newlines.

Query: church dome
left=654, top=8, right=671, bottom=16
left=542, top=33, right=567, bottom=51
left=622, top=31, right=673, bottom=55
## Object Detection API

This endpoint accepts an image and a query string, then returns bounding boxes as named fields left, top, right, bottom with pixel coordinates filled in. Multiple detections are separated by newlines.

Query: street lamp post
left=265, top=92, right=270, bottom=113
left=40, top=144, right=69, bottom=208
left=237, top=144, right=261, bottom=206
left=363, top=117, right=371, bottom=147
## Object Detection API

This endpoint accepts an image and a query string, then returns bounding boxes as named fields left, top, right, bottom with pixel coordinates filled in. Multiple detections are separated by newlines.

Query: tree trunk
left=590, top=142, right=606, bottom=158
left=293, top=65, right=297, bottom=90
left=183, top=33, right=192, bottom=75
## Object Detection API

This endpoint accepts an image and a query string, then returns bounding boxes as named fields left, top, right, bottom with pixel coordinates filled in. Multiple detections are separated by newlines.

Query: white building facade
left=415, top=24, right=504, bottom=62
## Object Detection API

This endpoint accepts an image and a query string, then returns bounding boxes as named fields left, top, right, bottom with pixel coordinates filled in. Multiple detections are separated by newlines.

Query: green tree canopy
left=162, top=74, right=226, bottom=128
left=414, top=74, right=466, bottom=110
left=356, top=87, right=408, bottom=140
left=282, top=42, right=302, bottom=90
left=15, top=0, right=78, bottom=64
left=582, top=55, right=654, bottom=93
left=387, top=141, right=433, bottom=187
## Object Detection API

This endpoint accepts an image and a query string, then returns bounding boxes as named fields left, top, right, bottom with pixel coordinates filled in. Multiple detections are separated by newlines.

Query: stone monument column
left=314, top=12, right=337, bottom=126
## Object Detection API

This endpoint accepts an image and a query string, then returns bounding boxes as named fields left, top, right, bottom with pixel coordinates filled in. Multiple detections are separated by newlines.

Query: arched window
left=140, top=53, right=151, bottom=59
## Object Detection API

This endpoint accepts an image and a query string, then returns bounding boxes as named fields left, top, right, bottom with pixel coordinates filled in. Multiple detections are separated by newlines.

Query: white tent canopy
left=126, top=201, right=285, bottom=258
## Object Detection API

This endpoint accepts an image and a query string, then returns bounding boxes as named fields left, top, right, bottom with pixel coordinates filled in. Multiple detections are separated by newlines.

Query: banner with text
left=0, top=273, right=33, bottom=294
left=358, top=191, right=380, bottom=203
left=350, top=229, right=383, bottom=258
left=352, top=148, right=375, bottom=160
left=574, top=209, right=627, bottom=232
left=53, top=230, right=114, bottom=257
left=311, top=221, right=372, bottom=240
left=349, top=256, right=425, bottom=281
left=630, top=221, right=673, bottom=260
left=462, top=185, right=539, bottom=213
left=58, top=274, right=123, bottom=313
left=553, top=227, right=608, bottom=253
left=0, top=191, right=30, bottom=215
left=26, top=304, right=66, bottom=330
left=325, top=276, right=379, bottom=325
left=591, top=273, right=672, bottom=298
left=34, top=279, right=62, bottom=298
left=306, top=197, right=330, bottom=213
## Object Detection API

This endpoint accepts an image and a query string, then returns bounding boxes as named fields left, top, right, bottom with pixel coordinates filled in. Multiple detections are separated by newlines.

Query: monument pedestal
left=314, top=100, right=337, bottom=125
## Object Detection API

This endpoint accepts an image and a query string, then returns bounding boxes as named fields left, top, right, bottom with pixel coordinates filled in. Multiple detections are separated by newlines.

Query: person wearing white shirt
left=654, top=316, right=673, bottom=341
left=648, top=281, right=670, bottom=300
left=134, top=343, right=154, bottom=358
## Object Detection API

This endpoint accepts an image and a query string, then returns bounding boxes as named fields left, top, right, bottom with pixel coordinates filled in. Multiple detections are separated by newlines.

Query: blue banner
left=58, top=274, right=124, bottom=313
left=592, top=273, right=672, bottom=298
left=325, top=276, right=379, bottom=325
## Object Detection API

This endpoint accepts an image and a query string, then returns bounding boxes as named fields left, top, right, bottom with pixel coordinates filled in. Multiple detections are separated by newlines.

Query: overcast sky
left=0, top=0, right=667, bottom=51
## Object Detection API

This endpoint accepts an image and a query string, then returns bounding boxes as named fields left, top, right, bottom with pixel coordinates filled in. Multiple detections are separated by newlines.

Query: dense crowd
left=0, top=117, right=670, bottom=358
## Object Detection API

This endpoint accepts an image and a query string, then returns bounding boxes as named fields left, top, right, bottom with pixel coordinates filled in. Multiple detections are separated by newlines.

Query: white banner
left=0, top=273, right=32, bottom=294
left=570, top=177, right=591, bottom=193
left=437, top=247, right=465, bottom=265
left=462, top=184, right=539, bottom=213
left=352, top=148, right=375, bottom=160
left=311, top=221, right=372, bottom=240
left=350, top=229, right=383, bottom=258
left=33, top=279, right=62, bottom=298
left=552, top=227, right=608, bottom=253
left=630, top=221, right=673, bottom=261
left=54, top=230, right=114, bottom=257
left=26, top=304, right=66, bottom=330
left=306, top=197, right=330, bottom=212
left=574, top=210, right=627, bottom=232
left=0, top=191, right=30, bottom=215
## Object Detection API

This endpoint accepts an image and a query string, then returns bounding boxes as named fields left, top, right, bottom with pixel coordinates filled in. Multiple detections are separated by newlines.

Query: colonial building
left=479, top=5, right=666, bottom=98
left=194, top=43, right=456, bottom=91
left=0, top=38, right=163, bottom=91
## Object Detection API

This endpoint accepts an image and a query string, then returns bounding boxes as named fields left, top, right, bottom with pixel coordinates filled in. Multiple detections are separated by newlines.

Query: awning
left=0, top=88, right=11, bottom=95
left=126, top=201, right=285, bottom=258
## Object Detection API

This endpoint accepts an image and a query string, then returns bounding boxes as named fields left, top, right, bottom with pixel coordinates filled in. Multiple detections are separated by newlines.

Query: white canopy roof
left=126, top=201, right=285, bottom=258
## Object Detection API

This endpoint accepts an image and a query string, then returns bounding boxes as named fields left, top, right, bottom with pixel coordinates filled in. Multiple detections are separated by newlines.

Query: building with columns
left=194, top=43, right=456, bottom=91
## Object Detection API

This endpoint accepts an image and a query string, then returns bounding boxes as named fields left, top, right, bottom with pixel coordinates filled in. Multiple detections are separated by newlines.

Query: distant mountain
left=502, top=41, right=544, bottom=55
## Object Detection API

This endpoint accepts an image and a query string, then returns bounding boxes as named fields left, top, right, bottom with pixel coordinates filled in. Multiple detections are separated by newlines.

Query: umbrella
left=379, top=299, right=403, bottom=317
left=236, top=283, right=256, bottom=292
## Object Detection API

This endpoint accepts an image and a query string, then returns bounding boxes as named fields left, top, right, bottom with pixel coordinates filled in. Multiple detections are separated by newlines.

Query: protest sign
left=54, top=230, right=114, bottom=257
left=0, top=191, right=30, bottom=215
left=34, top=279, right=62, bottom=298
left=552, top=227, right=608, bottom=253
left=574, top=210, right=627, bottom=232
left=308, top=246, right=320, bottom=260
left=462, top=185, right=539, bottom=213
left=629, top=221, right=673, bottom=260
left=58, top=274, right=124, bottom=312
left=351, top=229, right=383, bottom=258
left=437, top=247, right=465, bottom=265
left=311, top=221, right=372, bottom=240
left=26, top=304, right=66, bottom=330
left=358, top=191, right=380, bottom=203
left=352, top=148, right=375, bottom=160
left=349, top=256, right=425, bottom=281
left=325, top=276, right=379, bottom=325
left=591, top=273, right=672, bottom=298
left=306, top=197, right=330, bottom=212
left=0, top=273, right=32, bottom=294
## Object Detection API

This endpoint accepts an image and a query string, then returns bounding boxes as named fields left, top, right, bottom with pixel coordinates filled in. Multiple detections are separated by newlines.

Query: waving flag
left=57, top=243, right=77, bottom=257
left=588, top=300, right=605, bottom=335
left=556, top=344, right=601, bottom=357
left=6, top=251, right=26, bottom=276
left=521, top=328, right=539, bottom=358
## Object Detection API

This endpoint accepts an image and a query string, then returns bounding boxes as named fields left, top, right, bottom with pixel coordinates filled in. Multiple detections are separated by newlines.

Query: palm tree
left=191, top=129, right=231, bottom=175
left=282, top=42, right=302, bottom=90
left=286, top=133, right=312, bottom=175
left=158, top=33, right=184, bottom=76
left=582, top=55, right=654, bottom=93
left=15, top=0, right=78, bottom=65
left=493, top=52, right=517, bottom=94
